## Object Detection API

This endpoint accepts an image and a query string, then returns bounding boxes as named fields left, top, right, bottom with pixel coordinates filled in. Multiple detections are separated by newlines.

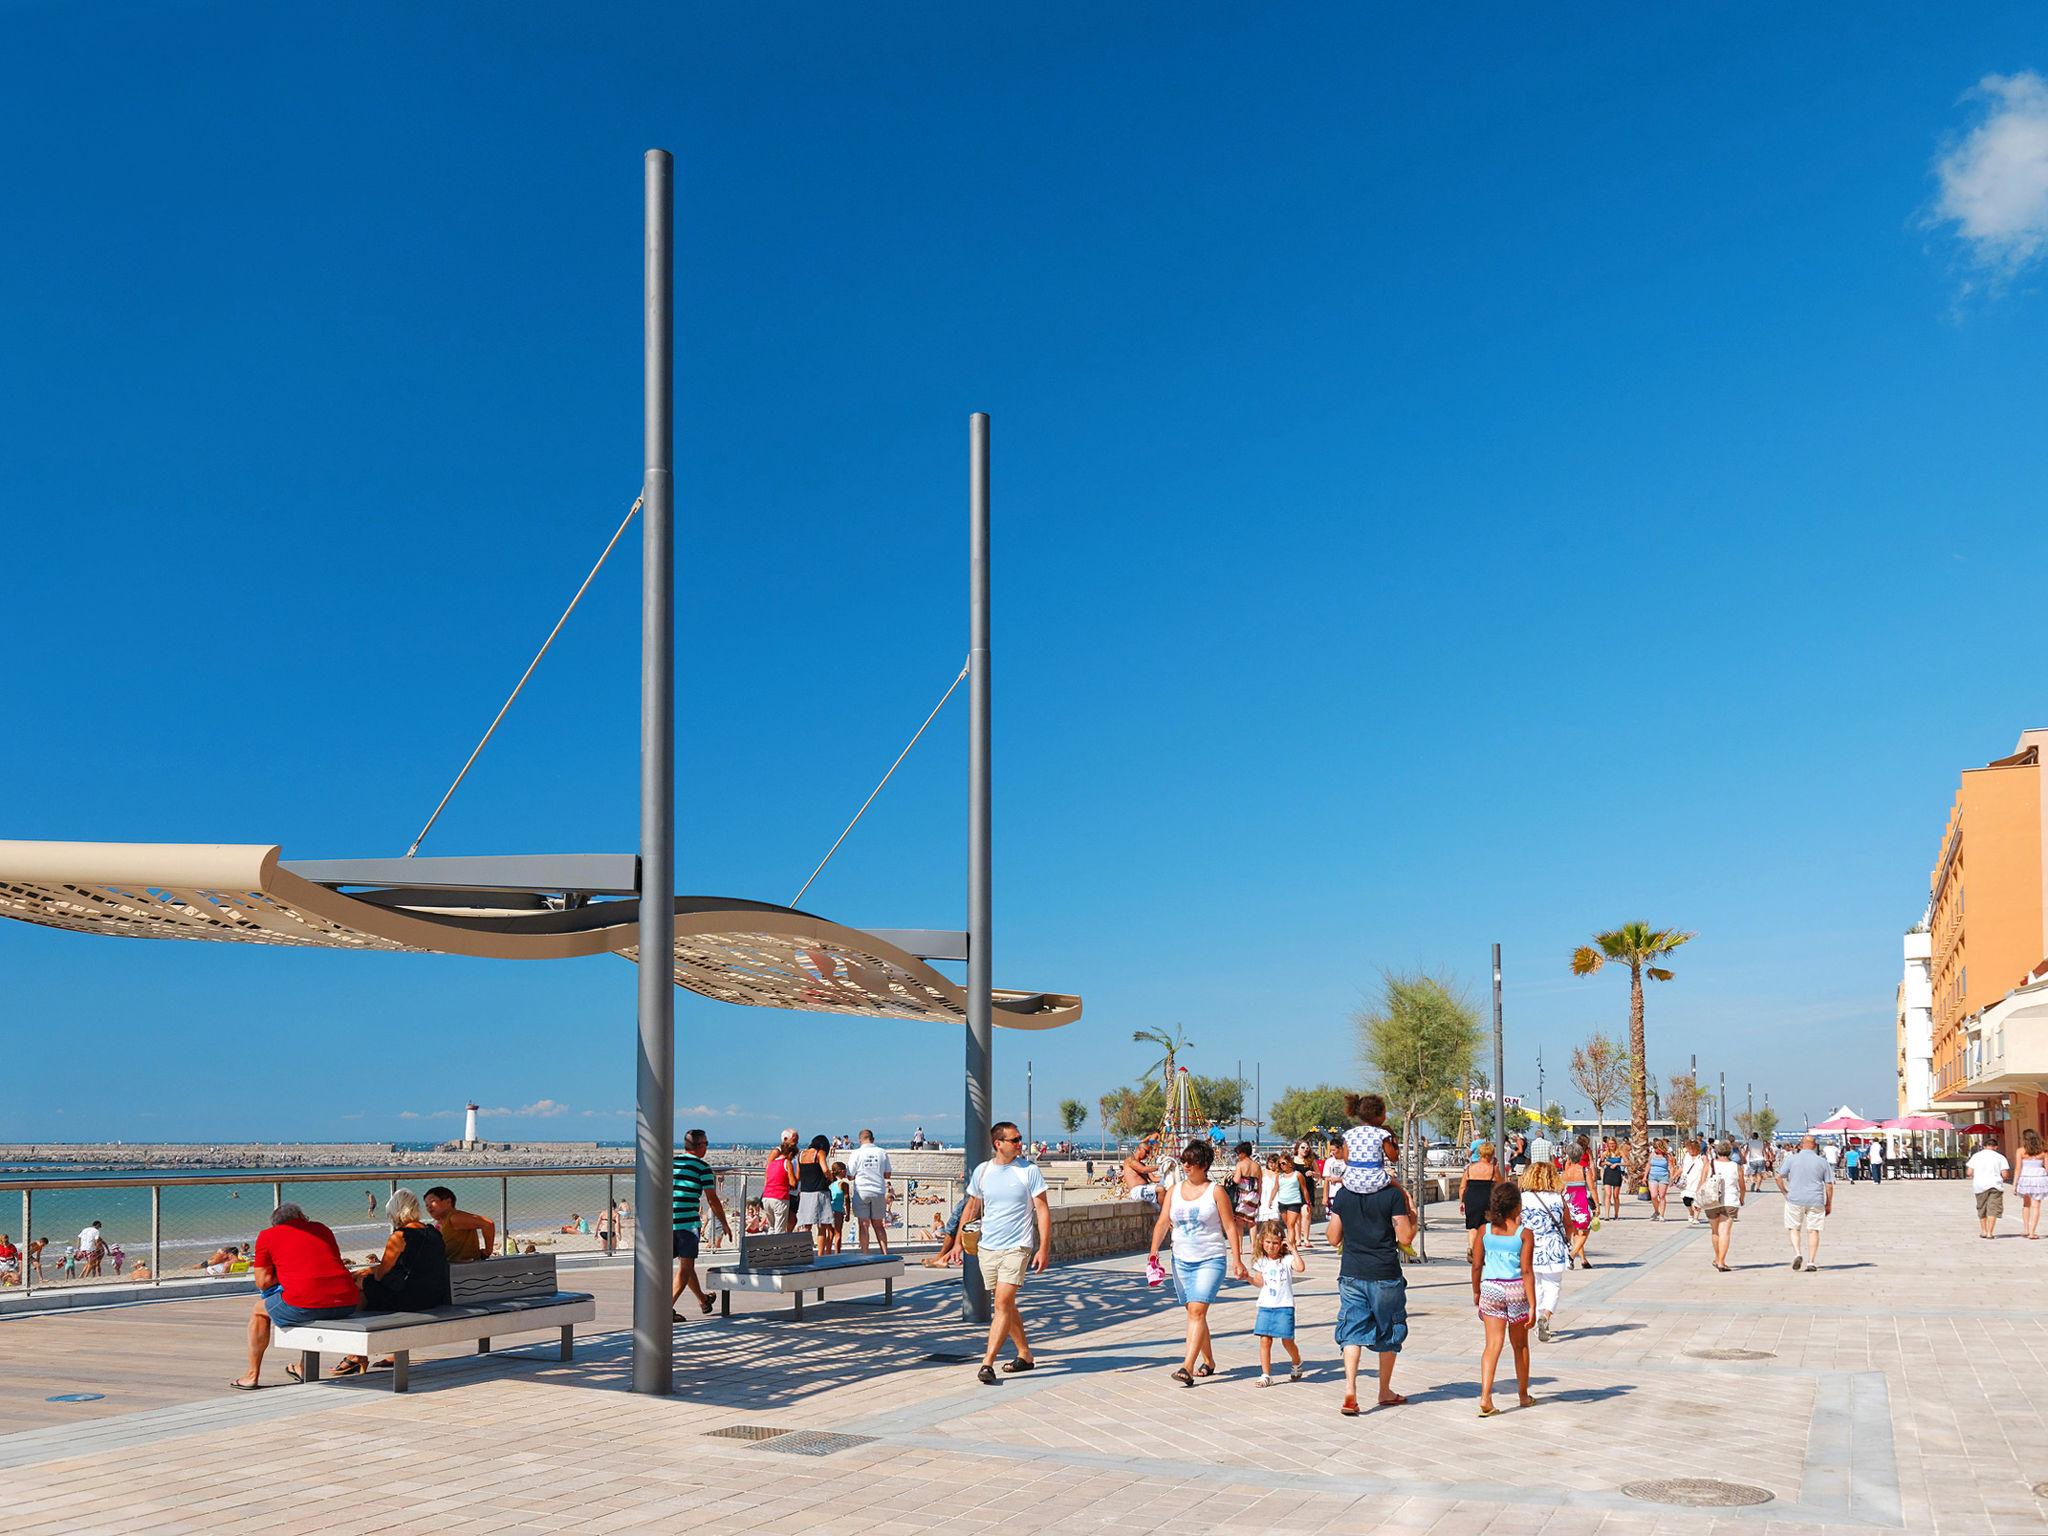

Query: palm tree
left=1131, top=1025, right=1194, bottom=1097
left=1570, top=923, right=1695, bottom=1184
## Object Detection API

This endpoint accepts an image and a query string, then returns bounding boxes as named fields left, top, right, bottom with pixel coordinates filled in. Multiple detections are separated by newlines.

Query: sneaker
left=1289, top=1366, right=1305, bottom=1382
left=1792, top=1255, right=1803, bottom=1271
left=1256, top=1374, right=1272, bottom=1388
left=1537, top=1314, right=1552, bottom=1343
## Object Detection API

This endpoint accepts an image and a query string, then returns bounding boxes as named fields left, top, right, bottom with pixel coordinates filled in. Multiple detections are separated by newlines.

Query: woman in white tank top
left=1147, top=1139, right=1251, bottom=1386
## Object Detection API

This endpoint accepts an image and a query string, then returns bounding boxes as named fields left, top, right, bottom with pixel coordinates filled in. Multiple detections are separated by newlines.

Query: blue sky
left=5, top=6, right=2046, bottom=1148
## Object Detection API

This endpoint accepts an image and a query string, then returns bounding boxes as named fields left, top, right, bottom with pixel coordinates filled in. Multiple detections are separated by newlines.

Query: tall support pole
left=1491, top=944, right=1506, bottom=1152
left=633, top=147, right=676, bottom=1396
left=963, top=411, right=994, bottom=1326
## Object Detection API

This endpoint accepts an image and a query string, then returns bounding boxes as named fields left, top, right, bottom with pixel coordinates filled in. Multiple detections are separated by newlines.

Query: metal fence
left=0, top=1161, right=1138, bottom=1297
left=0, top=1165, right=635, bottom=1298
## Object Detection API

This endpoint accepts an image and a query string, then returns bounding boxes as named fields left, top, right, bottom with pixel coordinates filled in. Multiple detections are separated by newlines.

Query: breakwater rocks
left=0, top=1142, right=630, bottom=1171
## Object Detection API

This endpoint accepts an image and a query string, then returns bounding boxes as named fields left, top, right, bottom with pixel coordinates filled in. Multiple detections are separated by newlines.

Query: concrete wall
left=1045, top=1199, right=1154, bottom=1264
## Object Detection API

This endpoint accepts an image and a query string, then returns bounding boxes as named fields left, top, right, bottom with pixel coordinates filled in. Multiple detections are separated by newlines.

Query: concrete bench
left=271, top=1254, right=595, bottom=1391
left=705, top=1232, right=903, bottom=1319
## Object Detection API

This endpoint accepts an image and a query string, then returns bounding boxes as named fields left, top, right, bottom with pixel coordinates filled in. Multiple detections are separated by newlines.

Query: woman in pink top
left=761, top=1131, right=799, bottom=1232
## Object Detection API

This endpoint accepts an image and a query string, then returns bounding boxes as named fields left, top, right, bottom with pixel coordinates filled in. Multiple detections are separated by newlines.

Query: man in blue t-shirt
left=959, top=1120, right=1051, bottom=1386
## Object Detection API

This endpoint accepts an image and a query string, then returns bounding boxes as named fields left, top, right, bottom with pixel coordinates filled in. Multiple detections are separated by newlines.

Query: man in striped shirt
left=671, top=1128, right=732, bottom=1321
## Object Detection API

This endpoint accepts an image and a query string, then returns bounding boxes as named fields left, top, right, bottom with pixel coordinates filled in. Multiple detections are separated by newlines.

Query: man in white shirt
left=846, top=1129, right=893, bottom=1255
left=1821, top=1142, right=1840, bottom=1172
left=959, top=1120, right=1051, bottom=1385
left=1968, top=1141, right=2012, bottom=1238
left=77, top=1221, right=107, bottom=1279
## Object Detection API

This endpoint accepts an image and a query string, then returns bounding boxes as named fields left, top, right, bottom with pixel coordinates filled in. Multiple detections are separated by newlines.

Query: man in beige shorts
left=1773, top=1134, right=1833, bottom=1272
left=959, top=1120, right=1051, bottom=1385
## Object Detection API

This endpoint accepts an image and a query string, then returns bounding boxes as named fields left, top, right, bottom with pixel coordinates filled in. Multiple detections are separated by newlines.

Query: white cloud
left=1931, top=71, right=2048, bottom=279
left=476, top=1099, right=570, bottom=1119
left=396, top=1111, right=421, bottom=1120
left=678, top=1103, right=742, bottom=1119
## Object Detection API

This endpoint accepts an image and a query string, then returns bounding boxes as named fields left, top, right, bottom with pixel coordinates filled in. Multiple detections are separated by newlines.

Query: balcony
left=1956, top=978, right=2048, bottom=1096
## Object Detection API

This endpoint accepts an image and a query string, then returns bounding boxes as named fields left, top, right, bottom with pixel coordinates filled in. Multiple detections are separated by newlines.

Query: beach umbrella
left=1883, top=1116, right=1950, bottom=1131
left=1811, top=1114, right=1878, bottom=1132
left=1959, top=1123, right=2001, bottom=1135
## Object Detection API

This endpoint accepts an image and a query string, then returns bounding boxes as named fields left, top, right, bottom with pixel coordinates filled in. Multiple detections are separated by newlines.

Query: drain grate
left=704, top=1424, right=790, bottom=1442
left=1685, top=1347, right=1777, bottom=1362
left=753, top=1430, right=878, bottom=1458
left=1622, top=1479, right=1773, bottom=1509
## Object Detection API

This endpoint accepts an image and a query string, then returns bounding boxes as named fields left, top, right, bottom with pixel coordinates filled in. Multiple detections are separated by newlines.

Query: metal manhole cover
left=704, top=1424, right=790, bottom=1442
left=1622, top=1479, right=1773, bottom=1509
left=1685, top=1347, right=1777, bottom=1361
left=753, top=1430, right=877, bottom=1457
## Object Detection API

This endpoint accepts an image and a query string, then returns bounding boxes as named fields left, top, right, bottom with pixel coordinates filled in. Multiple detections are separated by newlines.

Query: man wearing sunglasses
left=959, top=1121, right=1052, bottom=1385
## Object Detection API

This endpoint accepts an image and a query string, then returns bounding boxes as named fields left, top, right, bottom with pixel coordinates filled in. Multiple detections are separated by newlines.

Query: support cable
left=789, top=658, right=971, bottom=907
left=405, top=495, right=644, bottom=857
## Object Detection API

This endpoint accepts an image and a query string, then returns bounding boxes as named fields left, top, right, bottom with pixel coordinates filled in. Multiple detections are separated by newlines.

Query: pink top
left=762, top=1152, right=792, bottom=1200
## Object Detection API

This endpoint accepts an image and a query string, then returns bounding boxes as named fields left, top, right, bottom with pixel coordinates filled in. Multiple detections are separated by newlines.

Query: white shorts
left=1126, top=1185, right=1159, bottom=1205
left=850, top=1192, right=887, bottom=1222
left=1783, top=1203, right=1825, bottom=1233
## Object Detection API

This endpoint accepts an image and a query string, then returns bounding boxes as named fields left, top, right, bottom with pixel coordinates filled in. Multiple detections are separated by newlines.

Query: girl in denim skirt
left=1250, top=1219, right=1306, bottom=1385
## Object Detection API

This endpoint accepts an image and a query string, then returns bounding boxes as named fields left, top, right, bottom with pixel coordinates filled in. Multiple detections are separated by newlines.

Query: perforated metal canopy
left=0, top=841, right=1080, bottom=1030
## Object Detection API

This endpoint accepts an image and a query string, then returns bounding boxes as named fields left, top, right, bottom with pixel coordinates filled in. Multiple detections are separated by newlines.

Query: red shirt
left=252, top=1218, right=358, bottom=1309
left=762, top=1152, right=792, bottom=1200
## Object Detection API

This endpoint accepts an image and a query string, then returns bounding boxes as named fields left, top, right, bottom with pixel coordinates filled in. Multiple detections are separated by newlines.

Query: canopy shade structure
left=1810, top=1114, right=1878, bottom=1132
left=0, top=840, right=1080, bottom=1031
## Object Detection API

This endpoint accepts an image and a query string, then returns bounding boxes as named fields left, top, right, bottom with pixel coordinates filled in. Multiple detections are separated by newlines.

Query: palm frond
left=1569, top=945, right=1604, bottom=977
left=1645, top=967, right=1675, bottom=982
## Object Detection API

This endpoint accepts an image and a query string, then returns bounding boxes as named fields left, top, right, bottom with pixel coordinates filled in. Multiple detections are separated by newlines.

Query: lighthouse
left=464, top=1102, right=480, bottom=1146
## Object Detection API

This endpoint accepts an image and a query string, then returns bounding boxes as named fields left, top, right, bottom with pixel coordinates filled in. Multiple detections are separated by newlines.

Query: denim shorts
left=260, top=1284, right=358, bottom=1329
left=1334, top=1275, right=1407, bottom=1353
left=1253, top=1305, right=1295, bottom=1339
left=1173, top=1254, right=1226, bottom=1305
left=672, top=1227, right=701, bottom=1260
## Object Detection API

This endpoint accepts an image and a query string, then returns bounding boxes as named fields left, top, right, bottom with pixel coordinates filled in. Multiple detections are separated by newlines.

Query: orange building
left=1929, top=730, right=2048, bottom=1145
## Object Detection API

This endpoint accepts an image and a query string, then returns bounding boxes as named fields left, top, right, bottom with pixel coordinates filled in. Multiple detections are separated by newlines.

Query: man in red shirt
left=230, top=1203, right=360, bottom=1390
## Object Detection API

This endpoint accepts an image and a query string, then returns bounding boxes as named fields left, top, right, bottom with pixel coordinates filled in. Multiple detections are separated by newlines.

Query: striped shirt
left=671, top=1153, right=717, bottom=1231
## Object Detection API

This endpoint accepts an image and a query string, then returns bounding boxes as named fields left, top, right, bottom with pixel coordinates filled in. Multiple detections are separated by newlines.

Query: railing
left=0, top=1165, right=633, bottom=1299
left=0, top=1162, right=1136, bottom=1298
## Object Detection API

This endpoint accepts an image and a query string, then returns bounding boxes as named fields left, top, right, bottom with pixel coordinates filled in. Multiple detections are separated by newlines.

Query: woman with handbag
left=1702, top=1138, right=1746, bottom=1271
left=1679, top=1137, right=1709, bottom=1225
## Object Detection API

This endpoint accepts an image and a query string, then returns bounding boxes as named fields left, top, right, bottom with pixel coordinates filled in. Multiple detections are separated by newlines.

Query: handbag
left=1696, top=1164, right=1723, bottom=1209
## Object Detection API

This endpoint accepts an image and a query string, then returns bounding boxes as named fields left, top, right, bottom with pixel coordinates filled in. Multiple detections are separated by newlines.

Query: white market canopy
left=0, top=840, right=1080, bottom=1031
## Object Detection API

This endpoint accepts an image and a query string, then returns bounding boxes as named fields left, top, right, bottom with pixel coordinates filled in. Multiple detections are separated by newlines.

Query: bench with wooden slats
left=270, top=1253, right=595, bottom=1391
left=704, top=1231, right=902, bottom=1319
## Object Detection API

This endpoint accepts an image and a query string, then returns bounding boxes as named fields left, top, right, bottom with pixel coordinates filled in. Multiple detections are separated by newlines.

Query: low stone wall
left=1047, top=1198, right=1153, bottom=1264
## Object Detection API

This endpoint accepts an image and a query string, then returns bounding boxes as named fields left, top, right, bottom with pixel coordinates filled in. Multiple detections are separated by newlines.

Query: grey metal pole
left=1237, top=1058, right=1243, bottom=1147
left=963, top=411, right=994, bottom=1326
left=150, top=1185, right=161, bottom=1287
left=1491, top=943, right=1505, bottom=1152
left=1719, top=1071, right=1727, bottom=1136
left=20, top=1190, right=30, bottom=1296
left=1027, top=1060, right=1033, bottom=1150
left=633, top=147, right=677, bottom=1396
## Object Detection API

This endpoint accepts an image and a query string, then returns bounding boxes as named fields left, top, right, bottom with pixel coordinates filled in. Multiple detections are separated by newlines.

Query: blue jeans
left=1334, top=1275, right=1407, bottom=1353
left=260, top=1285, right=358, bottom=1329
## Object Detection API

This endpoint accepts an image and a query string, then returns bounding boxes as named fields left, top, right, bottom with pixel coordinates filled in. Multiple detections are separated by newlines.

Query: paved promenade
left=1, top=1179, right=2041, bottom=1533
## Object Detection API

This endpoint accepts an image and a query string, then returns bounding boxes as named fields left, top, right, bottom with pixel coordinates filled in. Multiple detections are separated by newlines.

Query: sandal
left=1340, top=1395, right=1360, bottom=1417
left=228, top=1378, right=263, bottom=1391
left=1001, top=1357, right=1035, bottom=1374
left=1195, top=1363, right=1214, bottom=1377
left=1171, top=1367, right=1195, bottom=1387
left=330, top=1359, right=366, bottom=1377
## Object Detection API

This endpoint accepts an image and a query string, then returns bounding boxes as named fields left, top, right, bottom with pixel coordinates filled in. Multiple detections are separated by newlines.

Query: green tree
left=1505, top=1104, right=1533, bottom=1135
left=1058, top=1099, right=1087, bottom=1140
left=1570, top=1030, right=1630, bottom=1143
left=1269, top=1085, right=1352, bottom=1142
left=1542, top=1103, right=1567, bottom=1134
left=1666, top=1072, right=1709, bottom=1139
left=1753, top=1105, right=1780, bottom=1143
left=1098, top=1086, right=1144, bottom=1144
left=1572, top=922, right=1695, bottom=1180
left=1192, top=1073, right=1244, bottom=1126
left=1355, top=970, right=1482, bottom=1206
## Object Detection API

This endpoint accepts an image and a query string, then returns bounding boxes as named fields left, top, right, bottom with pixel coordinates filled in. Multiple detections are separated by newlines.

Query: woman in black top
left=1461, top=1142, right=1499, bottom=1232
left=325, top=1187, right=451, bottom=1379
left=796, top=1134, right=837, bottom=1248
